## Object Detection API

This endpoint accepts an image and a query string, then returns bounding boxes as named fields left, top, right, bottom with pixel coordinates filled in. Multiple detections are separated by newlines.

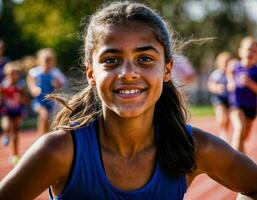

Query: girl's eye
left=137, top=55, right=154, bottom=64
left=104, top=57, right=121, bottom=65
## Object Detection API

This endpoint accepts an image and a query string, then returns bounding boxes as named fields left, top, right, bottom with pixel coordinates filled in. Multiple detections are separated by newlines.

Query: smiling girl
left=0, top=2, right=256, bottom=200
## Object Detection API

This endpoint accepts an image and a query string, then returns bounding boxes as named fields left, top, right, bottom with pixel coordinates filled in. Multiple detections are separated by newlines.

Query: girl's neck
left=98, top=113, right=155, bottom=159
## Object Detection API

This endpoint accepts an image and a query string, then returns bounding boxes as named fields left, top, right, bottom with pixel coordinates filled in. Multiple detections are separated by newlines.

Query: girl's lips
left=114, top=86, right=146, bottom=93
left=116, top=89, right=142, bottom=94
left=113, top=87, right=147, bottom=98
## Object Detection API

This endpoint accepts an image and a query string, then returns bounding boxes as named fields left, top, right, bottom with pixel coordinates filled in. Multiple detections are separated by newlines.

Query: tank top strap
left=48, top=129, right=79, bottom=200
left=185, top=124, right=193, bottom=137
left=49, top=120, right=98, bottom=199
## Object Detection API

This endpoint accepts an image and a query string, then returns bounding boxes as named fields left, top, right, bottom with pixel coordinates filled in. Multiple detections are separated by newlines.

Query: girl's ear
left=163, top=59, right=173, bottom=82
left=86, top=65, right=96, bottom=86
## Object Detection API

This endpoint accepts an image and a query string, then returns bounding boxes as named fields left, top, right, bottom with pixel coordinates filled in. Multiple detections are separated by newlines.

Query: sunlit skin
left=88, top=24, right=171, bottom=119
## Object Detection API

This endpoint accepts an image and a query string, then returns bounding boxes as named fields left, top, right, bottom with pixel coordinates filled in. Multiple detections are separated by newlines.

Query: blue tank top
left=49, top=120, right=192, bottom=200
left=35, top=73, right=55, bottom=105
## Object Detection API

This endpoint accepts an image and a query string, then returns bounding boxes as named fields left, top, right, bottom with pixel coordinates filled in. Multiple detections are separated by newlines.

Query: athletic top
left=49, top=120, right=192, bottom=200
left=208, top=68, right=228, bottom=99
left=0, top=79, right=24, bottom=113
left=28, top=66, right=66, bottom=107
left=229, top=62, right=257, bottom=108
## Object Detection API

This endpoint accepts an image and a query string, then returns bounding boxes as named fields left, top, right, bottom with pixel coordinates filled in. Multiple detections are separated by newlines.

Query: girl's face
left=87, top=23, right=172, bottom=118
left=8, top=70, right=20, bottom=83
left=38, top=53, right=56, bottom=70
left=239, top=39, right=257, bottom=66
left=217, top=55, right=231, bottom=71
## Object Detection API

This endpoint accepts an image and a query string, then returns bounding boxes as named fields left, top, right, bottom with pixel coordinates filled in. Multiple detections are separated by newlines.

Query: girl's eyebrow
left=100, top=48, right=122, bottom=55
left=99, top=45, right=160, bottom=56
left=134, top=46, right=160, bottom=54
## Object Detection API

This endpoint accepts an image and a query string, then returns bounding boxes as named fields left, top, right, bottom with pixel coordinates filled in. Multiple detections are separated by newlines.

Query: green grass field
left=188, top=104, right=215, bottom=117
left=21, top=117, right=37, bottom=130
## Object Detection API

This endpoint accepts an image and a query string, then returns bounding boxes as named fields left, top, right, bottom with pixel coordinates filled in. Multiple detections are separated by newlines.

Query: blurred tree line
left=0, top=0, right=256, bottom=74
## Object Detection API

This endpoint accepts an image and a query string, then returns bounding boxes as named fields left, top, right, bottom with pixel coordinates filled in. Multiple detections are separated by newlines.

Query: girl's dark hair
left=154, top=82, right=195, bottom=176
left=49, top=1, right=195, bottom=177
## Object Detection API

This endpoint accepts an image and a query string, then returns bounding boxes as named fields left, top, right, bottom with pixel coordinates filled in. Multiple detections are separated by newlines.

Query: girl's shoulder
left=36, top=129, right=73, bottom=164
left=21, top=129, right=74, bottom=181
left=191, top=127, right=234, bottom=161
left=0, top=129, right=74, bottom=199
left=188, top=127, right=257, bottom=195
left=190, top=126, right=242, bottom=176
left=187, top=127, right=235, bottom=184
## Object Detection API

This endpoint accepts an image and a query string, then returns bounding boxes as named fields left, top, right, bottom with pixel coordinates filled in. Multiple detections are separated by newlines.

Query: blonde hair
left=215, top=51, right=233, bottom=69
left=3, top=61, right=22, bottom=75
left=37, top=48, right=57, bottom=59
left=22, top=55, right=38, bottom=72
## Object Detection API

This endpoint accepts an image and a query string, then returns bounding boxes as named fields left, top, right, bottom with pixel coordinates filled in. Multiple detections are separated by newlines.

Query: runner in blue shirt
left=27, top=48, right=66, bottom=136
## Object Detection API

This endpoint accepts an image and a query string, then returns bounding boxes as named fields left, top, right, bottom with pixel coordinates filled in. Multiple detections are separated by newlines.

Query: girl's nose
left=118, top=61, right=139, bottom=81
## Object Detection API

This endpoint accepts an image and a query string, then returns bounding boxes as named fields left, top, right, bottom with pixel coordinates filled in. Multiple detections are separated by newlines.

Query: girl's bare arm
left=190, top=127, right=257, bottom=198
left=26, top=74, right=41, bottom=97
left=0, top=129, right=73, bottom=200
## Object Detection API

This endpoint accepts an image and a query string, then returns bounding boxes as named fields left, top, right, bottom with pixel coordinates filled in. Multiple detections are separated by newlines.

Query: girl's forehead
left=95, top=23, right=162, bottom=50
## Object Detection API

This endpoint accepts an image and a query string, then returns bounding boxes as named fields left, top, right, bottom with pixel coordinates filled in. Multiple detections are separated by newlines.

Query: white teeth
left=118, top=89, right=141, bottom=94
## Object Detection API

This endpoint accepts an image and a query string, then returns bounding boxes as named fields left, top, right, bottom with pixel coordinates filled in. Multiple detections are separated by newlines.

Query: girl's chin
left=115, top=111, right=142, bottom=118
left=110, top=107, right=142, bottom=118
left=113, top=106, right=154, bottom=119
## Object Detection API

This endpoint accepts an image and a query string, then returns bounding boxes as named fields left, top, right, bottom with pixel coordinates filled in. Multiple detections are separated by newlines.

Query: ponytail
left=154, top=81, right=196, bottom=176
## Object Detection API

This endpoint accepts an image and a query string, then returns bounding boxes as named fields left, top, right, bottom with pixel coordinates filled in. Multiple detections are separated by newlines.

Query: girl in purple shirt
left=227, top=36, right=257, bottom=153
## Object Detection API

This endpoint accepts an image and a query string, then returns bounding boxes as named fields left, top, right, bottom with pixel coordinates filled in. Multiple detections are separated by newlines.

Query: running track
left=0, top=116, right=256, bottom=200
